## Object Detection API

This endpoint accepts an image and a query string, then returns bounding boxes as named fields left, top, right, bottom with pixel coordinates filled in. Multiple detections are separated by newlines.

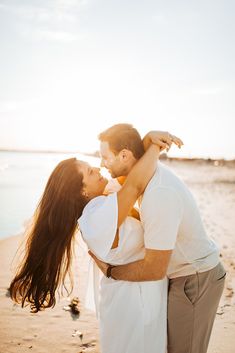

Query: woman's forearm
left=125, top=144, right=160, bottom=196
left=143, top=130, right=184, bottom=151
left=116, top=144, right=160, bottom=227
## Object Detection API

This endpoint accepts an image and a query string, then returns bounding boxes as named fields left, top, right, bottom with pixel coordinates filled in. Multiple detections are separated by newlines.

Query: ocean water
left=0, top=151, right=100, bottom=240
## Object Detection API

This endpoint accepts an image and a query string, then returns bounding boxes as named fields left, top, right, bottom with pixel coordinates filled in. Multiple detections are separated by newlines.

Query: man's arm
left=89, top=248, right=172, bottom=281
left=111, top=249, right=172, bottom=281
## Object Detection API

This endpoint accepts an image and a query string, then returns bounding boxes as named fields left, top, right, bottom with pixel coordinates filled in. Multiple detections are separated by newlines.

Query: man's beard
left=111, top=170, right=119, bottom=178
left=111, top=166, right=129, bottom=179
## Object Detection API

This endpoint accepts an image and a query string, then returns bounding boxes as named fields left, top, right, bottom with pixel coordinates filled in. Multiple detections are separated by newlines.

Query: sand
left=0, top=159, right=235, bottom=353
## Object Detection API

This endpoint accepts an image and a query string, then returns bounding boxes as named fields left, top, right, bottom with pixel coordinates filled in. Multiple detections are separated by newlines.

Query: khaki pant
left=167, top=262, right=226, bottom=353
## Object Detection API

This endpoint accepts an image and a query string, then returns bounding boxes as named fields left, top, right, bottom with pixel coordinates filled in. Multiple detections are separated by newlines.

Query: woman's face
left=77, top=161, right=108, bottom=199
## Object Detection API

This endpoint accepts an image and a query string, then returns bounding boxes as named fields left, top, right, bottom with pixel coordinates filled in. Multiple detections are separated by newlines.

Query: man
left=89, top=123, right=226, bottom=353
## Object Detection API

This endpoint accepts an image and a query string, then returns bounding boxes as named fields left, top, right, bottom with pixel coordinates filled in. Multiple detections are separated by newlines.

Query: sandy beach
left=0, top=159, right=235, bottom=353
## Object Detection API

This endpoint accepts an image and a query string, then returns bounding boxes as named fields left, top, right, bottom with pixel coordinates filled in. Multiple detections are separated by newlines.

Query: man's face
left=100, top=141, right=124, bottom=178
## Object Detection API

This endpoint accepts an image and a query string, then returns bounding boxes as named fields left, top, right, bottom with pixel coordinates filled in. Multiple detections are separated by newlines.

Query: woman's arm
left=117, top=144, right=160, bottom=227
left=143, top=130, right=183, bottom=151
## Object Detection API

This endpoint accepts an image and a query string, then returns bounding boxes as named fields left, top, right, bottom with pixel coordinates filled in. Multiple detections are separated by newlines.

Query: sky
left=0, top=0, right=234, bottom=159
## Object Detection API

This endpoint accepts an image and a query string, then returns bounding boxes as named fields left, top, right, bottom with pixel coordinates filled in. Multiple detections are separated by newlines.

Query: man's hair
left=98, top=123, right=145, bottom=160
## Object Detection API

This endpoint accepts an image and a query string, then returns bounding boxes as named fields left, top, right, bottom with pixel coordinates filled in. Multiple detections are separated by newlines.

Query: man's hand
left=143, top=130, right=184, bottom=152
left=88, top=250, right=109, bottom=276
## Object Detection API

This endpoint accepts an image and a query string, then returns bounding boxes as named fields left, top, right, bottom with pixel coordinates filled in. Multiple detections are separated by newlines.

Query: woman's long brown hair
left=10, top=158, right=87, bottom=312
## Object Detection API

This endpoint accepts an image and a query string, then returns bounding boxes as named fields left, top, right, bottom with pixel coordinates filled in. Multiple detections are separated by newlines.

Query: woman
left=10, top=131, right=182, bottom=353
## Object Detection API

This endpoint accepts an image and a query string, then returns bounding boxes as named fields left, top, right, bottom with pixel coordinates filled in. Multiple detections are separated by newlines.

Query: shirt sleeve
left=140, top=187, right=183, bottom=250
left=78, top=193, right=118, bottom=259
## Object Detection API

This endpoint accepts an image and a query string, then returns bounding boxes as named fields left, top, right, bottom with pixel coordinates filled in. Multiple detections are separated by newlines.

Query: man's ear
left=119, top=149, right=133, bottom=162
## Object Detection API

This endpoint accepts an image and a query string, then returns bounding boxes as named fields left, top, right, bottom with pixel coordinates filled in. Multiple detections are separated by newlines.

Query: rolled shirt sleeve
left=140, top=187, right=183, bottom=250
left=78, top=193, right=118, bottom=259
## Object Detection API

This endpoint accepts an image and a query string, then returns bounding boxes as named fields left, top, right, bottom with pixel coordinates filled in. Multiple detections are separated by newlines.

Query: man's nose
left=100, top=159, right=105, bottom=168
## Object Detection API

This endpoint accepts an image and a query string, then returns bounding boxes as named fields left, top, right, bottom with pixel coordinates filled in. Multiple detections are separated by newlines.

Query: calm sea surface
left=0, top=151, right=99, bottom=240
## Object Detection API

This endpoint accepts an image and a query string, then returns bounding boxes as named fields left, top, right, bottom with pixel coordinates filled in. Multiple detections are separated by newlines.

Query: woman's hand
left=143, top=131, right=184, bottom=152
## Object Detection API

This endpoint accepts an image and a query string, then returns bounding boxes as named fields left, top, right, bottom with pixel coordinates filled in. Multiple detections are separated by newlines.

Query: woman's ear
left=81, top=188, right=89, bottom=198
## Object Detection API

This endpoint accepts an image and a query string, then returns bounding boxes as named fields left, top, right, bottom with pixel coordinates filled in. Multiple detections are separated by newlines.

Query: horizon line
left=0, top=148, right=234, bottom=162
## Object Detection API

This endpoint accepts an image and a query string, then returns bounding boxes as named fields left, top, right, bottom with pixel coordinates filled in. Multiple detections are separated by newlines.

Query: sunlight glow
left=0, top=0, right=234, bottom=159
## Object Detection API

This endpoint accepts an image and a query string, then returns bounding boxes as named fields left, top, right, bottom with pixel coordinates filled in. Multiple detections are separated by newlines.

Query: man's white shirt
left=140, top=162, right=220, bottom=279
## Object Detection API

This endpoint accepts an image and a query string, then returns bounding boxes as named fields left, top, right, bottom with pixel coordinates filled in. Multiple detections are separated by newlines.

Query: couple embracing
left=10, top=124, right=225, bottom=353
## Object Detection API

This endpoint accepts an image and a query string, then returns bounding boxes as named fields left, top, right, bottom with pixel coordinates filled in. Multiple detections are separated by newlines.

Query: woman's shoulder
left=83, top=195, right=106, bottom=213
left=78, top=192, right=119, bottom=259
left=78, top=193, right=117, bottom=226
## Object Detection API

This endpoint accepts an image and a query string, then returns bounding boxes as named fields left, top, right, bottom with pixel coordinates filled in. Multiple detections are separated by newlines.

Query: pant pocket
left=183, top=275, right=198, bottom=305
left=217, top=272, right=226, bottom=281
left=212, top=262, right=226, bottom=282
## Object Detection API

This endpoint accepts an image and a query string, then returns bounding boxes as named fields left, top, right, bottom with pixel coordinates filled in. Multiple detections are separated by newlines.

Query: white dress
left=78, top=192, right=168, bottom=353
